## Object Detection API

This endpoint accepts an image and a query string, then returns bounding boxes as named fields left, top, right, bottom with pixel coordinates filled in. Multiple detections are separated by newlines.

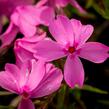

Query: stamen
left=22, top=86, right=30, bottom=99
left=22, top=91, right=30, bottom=99
left=68, top=47, right=75, bottom=53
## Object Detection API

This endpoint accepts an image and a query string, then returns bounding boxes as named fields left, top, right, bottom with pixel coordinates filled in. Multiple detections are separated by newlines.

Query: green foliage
left=82, top=85, right=108, bottom=94
left=0, top=105, right=14, bottom=109
left=87, top=0, right=109, bottom=19
left=0, top=91, right=12, bottom=96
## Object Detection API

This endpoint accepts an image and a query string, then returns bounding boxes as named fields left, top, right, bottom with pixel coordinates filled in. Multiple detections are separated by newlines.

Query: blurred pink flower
left=0, top=0, right=34, bottom=17
left=0, top=59, right=63, bottom=109
left=0, top=22, right=18, bottom=54
left=11, top=5, right=54, bottom=37
left=37, top=0, right=86, bottom=14
left=14, top=31, right=46, bottom=66
left=0, top=5, right=54, bottom=53
left=0, top=0, right=34, bottom=33
left=34, top=15, right=109, bottom=88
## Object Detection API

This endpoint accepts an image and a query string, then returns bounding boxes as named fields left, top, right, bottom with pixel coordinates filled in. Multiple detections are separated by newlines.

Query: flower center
left=22, top=91, right=30, bottom=99
left=68, top=47, right=75, bottom=53
left=22, top=86, right=30, bottom=99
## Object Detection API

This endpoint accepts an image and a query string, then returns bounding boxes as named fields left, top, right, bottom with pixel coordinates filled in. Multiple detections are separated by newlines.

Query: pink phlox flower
left=0, top=0, right=34, bottom=17
left=34, top=15, right=109, bottom=88
left=0, top=2, right=54, bottom=52
left=0, top=0, right=53, bottom=53
left=0, top=4, right=54, bottom=52
left=0, top=22, right=18, bottom=54
left=0, top=0, right=34, bottom=33
left=37, top=0, right=86, bottom=14
left=11, top=5, right=54, bottom=37
left=14, top=31, right=46, bottom=66
left=0, top=59, right=63, bottom=109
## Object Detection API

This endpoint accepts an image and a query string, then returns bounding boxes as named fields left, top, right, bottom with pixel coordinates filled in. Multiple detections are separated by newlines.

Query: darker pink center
left=22, top=91, right=30, bottom=99
left=68, top=47, right=75, bottom=53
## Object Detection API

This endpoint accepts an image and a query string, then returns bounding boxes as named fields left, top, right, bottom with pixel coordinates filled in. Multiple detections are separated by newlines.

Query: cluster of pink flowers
left=0, top=0, right=108, bottom=109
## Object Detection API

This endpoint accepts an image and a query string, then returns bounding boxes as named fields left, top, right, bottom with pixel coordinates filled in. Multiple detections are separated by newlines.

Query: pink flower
left=0, top=0, right=34, bottom=33
left=0, top=22, right=18, bottom=54
left=34, top=15, right=109, bottom=88
left=0, top=5, right=54, bottom=53
left=11, top=5, right=54, bottom=37
left=14, top=31, right=46, bottom=66
left=0, top=0, right=34, bottom=17
left=0, top=59, right=63, bottom=109
left=37, top=0, right=86, bottom=14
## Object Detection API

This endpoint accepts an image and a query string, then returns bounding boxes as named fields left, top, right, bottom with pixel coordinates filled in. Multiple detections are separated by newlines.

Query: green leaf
left=71, top=87, right=81, bottom=100
left=10, top=96, right=21, bottom=107
left=82, top=85, right=108, bottom=94
left=0, top=105, right=14, bottom=109
left=103, top=0, right=109, bottom=19
left=66, top=4, right=96, bottom=19
left=0, top=91, right=12, bottom=96
left=57, top=85, right=67, bottom=109
left=92, top=0, right=109, bottom=19
left=86, top=0, right=94, bottom=8
left=92, top=3, right=105, bottom=17
left=98, top=100, right=109, bottom=105
left=104, top=0, right=109, bottom=10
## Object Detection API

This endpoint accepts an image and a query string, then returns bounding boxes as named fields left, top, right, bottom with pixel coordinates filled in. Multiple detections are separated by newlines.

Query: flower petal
left=18, top=99, right=35, bottom=109
left=0, top=23, right=18, bottom=53
left=70, top=19, right=94, bottom=48
left=70, top=0, right=86, bottom=13
left=14, top=46, right=35, bottom=67
left=64, top=55, right=84, bottom=88
left=49, top=15, right=74, bottom=45
left=55, top=0, right=68, bottom=7
left=18, top=16, right=36, bottom=37
left=0, top=0, right=34, bottom=17
left=5, top=63, right=20, bottom=83
left=17, top=6, right=54, bottom=26
left=15, top=33, right=46, bottom=53
left=0, top=71, right=19, bottom=93
left=36, top=0, right=48, bottom=7
left=0, top=20, right=2, bottom=33
left=11, top=6, right=54, bottom=37
left=38, top=6, right=54, bottom=26
left=27, top=60, right=45, bottom=91
left=34, top=39, right=67, bottom=61
left=14, top=33, right=45, bottom=65
left=18, top=60, right=38, bottom=88
left=79, top=42, right=109, bottom=63
left=31, top=64, right=63, bottom=98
